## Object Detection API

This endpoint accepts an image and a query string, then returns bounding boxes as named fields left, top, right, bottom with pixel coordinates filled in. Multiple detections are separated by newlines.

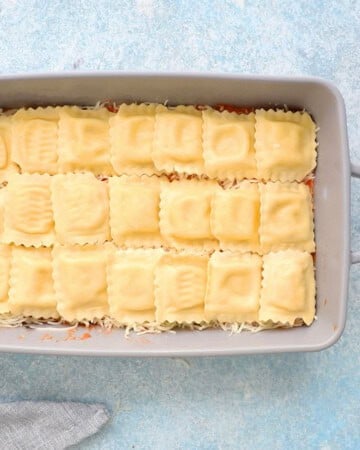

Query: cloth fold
left=0, top=401, right=109, bottom=450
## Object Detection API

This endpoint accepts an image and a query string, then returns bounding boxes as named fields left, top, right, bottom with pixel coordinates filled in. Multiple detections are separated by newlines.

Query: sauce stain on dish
left=80, top=332, right=92, bottom=340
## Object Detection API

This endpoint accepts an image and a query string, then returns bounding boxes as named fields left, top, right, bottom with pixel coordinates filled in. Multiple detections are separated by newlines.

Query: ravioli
left=160, top=179, right=219, bottom=249
left=9, top=247, right=58, bottom=318
left=12, top=107, right=59, bottom=174
left=3, top=174, right=54, bottom=247
left=153, top=105, right=204, bottom=175
left=107, top=249, right=161, bottom=324
left=155, top=253, right=208, bottom=323
left=203, top=109, right=256, bottom=179
left=205, top=252, right=262, bottom=323
left=260, top=250, right=315, bottom=325
left=58, top=106, right=113, bottom=174
left=110, top=103, right=157, bottom=175
left=52, top=173, right=110, bottom=245
left=53, top=245, right=111, bottom=321
left=255, top=109, right=316, bottom=181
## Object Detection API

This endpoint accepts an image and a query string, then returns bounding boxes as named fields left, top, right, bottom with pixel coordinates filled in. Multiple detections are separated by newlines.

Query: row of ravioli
left=0, top=244, right=315, bottom=326
left=0, top=173, right=315, bottom=254
left=0, top=104, right=317, bottom=183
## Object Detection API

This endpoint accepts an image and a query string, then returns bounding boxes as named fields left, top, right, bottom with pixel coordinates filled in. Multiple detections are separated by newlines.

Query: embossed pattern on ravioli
left=0, top=116, right=17, bottom=182
left=254, top=109, right=316, bottom=181
left=259, top=182, right=314, bottom=253
left=12, top=108, right=59, bottom=174
left=3, top=174, right=54, bottom=247
left=203, top=109, right=256, bottom=179
left=58, top=107, right=113, bottom=174
left=153, top=105, right=204, bottom=175
left=205, top=252, right=262, bottom=323
left=260, top=250, right=315, bottom=325
left=52, top=173, right=110, bottom=245
left=109, top=103, right=157, bottom=175
left=155, top=253, right=207, bottom=323
left=160, top=179, right=219, bottom=249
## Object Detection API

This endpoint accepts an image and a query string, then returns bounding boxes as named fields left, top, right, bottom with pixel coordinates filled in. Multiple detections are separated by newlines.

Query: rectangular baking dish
left=0, top=72, right=353, bottom=356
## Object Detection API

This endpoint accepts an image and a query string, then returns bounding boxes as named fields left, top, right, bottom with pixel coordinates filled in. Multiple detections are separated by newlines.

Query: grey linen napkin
left=0, top=401, right=109, bottom=450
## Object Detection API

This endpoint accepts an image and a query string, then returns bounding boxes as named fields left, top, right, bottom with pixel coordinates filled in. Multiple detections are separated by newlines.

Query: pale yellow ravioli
left=155, top=253, right=208, bottom=323
left=109, top=175, right=162, bottom=247
left=53, top=245, right=111, bottom=321
left=9, top=247, right=58, bottom=318
left=260, top=182, right=315, bottom=253
left=211, top=181, right=260, bottom=252
left=0, top=244, right=11, bottom=313
left=3, top=174, right=55, bottom=247
left=203, top=109, right=256, bottom=179
left=160, top=179, right=219, bottom=249
left=52, top=173, right=110, bottom=245
left=0, top=116, right=18, bottom=182
left=260, top=250, right=315, bottom=325
left=205, top=252, right=262, bottom=323
left=109, top=103, right=157, bottom=175
left=107, top=249, right=161, bottom=324
left=0, top=188, right=5, bottom=240
left=58, top=106, right=113, bottom=174
left=12, top=107, right=59, bottom=174
left=153, top=105, right=204, bottom=174
left=255, top=109, right=316, bottom=181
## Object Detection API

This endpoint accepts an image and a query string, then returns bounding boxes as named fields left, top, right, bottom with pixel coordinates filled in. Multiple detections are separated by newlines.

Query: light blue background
left=0, top=1, right=359, bottom=448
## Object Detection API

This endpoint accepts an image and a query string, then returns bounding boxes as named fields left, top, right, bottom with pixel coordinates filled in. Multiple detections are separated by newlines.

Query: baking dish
left=0, top=72, right=354, bottom=356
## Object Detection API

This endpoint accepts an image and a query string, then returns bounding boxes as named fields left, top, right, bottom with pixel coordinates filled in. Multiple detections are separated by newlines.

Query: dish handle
left=351, top=163, right=360, bottom=263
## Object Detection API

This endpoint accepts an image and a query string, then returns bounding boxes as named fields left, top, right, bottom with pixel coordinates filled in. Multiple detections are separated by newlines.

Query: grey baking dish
left=0, top=72, right=354, bottom=356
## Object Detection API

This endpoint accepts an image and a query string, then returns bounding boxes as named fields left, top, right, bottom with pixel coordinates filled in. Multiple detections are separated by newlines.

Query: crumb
left=40, top=333, right=53, bottom=341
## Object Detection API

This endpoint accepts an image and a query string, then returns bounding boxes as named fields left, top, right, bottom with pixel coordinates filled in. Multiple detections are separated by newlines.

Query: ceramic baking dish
left=0, top=72, right=354, bottom=356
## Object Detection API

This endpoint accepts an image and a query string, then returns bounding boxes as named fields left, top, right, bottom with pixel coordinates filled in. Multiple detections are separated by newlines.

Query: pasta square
left=0, top=188, right=5, bottom=240
left=203, top=109, right=256, bottom=179
left=53, top=245, right=111, bottom=321
left=260, top=182, right=314, bottom=253
left=58, top=106, right=113, bottom=174
left=153, top=105, right=204, bottom=174
left=0, top=244, right=11, bottom=313
left=52, top=173, right=110, bottom=245
left=255, top=109, right=316, bottom=181
left=205, top=252, right=262, bottom=323
left=155, top=253, right=207, bottom=323
left=3, top=174, right=54, bottom=247
left=260, top=250, right=315, bottom=325
left=0, top=116, right=18, bottom=182
left=12, top=107, right=59, bottom=174
left=109, top=104, right=157, bottom=175
left=107, top=249, right=161, bottom=324
left=109, top=176, right=162, bottom=247
left=211, top=182, right=260, bottom=252
left=160, top=179, right=219, bottom=249
left=9, top=247, right=58, bottom=318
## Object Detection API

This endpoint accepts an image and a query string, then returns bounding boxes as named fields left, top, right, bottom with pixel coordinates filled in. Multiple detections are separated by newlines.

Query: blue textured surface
left=0, top=1, right=359, bottom=448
